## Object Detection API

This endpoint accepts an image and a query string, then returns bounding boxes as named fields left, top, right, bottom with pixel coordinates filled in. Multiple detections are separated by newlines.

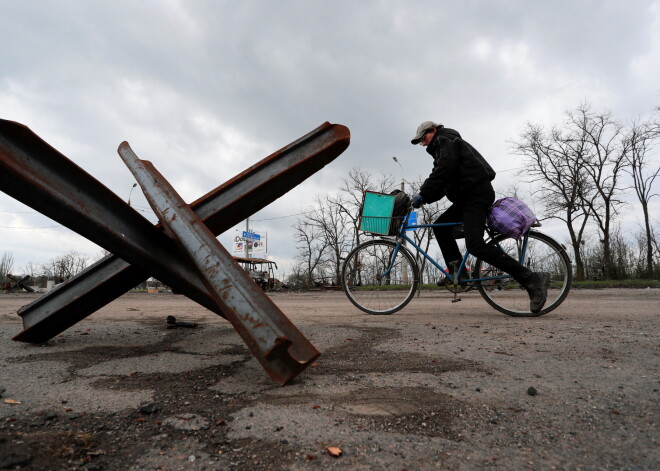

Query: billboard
left=233, top=232, right=267, bottom=255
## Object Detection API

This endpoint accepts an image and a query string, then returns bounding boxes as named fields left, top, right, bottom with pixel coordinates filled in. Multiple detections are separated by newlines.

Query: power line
left=251, top=212, right=308, bottom=222
left=497, top=166, right=524, bottom=173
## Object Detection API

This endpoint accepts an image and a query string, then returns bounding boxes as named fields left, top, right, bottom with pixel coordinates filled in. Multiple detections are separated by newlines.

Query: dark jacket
left=419, top=127, right=496, bottom=203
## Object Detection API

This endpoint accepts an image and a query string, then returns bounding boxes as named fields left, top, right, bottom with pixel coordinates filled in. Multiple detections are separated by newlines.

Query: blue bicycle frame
left=381, top=212, right=529, bottom=285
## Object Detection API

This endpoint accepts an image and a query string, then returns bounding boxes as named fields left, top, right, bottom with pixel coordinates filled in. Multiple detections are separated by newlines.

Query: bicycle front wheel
left=475, top=231, right=572, bottom=317
left=342, top=239, right=419, bottom=315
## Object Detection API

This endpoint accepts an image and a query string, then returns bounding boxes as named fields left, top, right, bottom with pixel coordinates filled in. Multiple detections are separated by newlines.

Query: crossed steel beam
left=2, top=274, right=35, bottom=293
left=0, top=119, right=350, bottom=384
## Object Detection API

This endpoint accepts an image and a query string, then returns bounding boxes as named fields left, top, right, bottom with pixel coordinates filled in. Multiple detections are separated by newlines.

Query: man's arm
left=418, top=136, right=456, bottom=203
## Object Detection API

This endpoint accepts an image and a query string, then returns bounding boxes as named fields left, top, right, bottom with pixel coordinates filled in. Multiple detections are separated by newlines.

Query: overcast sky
left=1, top=0, right=659, bottom=276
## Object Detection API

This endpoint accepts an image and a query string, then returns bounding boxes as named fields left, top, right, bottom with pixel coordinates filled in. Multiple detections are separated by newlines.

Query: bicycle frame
left=379, top=211, right=529, bottom=285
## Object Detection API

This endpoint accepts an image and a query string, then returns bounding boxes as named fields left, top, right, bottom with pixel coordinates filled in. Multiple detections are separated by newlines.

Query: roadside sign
left=233, top=233, right=267, bottom=255
left=242, top=231, right=260, bottom=240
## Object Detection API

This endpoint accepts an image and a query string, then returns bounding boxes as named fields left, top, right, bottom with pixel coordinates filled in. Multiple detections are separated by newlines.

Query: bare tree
left=96, top=248, right=112, bottom=261
left=42, top=251, right=90, bottom=282
left=307, top=194, right=353, bottom=285
left=630, top=227, right=654, bottom=277
left=573, top=104, right=629, bottom=280
left=292, top=168, right=400, bottom=287
left=338, top=168, right=395, bottom=252
left=647, top=226, right=660, bottom=275
left=293, top=220, right=329, bottom=286
left=0, top=251, right=14, bottom=284
left=284, top=265, right=310, bottom=289
left=623, top=112, right=660, bottom=278
left=511, top=115, right=593, bottom=280
left=21, top=261, right=39, bottom=278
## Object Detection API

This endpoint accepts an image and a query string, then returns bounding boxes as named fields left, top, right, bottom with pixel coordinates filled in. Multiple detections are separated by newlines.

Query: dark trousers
left=432, top=184, right=532, bottom=284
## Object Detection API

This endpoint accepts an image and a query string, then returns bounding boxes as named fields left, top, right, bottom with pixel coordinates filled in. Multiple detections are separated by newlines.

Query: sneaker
left=437, top=276, right=452, bottom=287
left=436, top=274, right=466, bottom=288
left=437, top=265, right=469, bottom=286
left=526, top=272, right=550, bottom=313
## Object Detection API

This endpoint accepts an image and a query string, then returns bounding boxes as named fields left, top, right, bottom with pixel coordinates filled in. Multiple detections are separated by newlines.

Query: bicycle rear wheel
left=475, top=231, right=572, bottom=317
left=342, top=239, right=419, bottom=315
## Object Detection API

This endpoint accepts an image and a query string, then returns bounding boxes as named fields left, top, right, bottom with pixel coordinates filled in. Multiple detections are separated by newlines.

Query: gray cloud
left=1, top=0, right=658, bottom=274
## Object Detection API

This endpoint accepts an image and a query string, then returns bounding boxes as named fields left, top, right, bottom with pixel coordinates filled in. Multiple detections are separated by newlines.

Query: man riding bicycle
left=410, top=121, right=550, bottom=313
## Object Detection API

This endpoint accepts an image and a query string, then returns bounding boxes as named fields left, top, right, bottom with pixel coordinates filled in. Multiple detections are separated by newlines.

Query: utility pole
left=245, top=217, right=250, bottom=258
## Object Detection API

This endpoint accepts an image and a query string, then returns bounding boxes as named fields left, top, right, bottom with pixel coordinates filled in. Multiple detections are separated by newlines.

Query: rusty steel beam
left=4, top=275, right=35, bottom=293
left=0, top=119, right=229, bottom=321
left=0, top=119, right=350, bottom=342
left=119, top=143, right=318, bottom=384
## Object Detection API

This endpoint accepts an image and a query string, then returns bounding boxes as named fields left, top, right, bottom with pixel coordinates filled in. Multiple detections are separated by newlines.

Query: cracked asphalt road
left=0, top=288, right=658, bottom=470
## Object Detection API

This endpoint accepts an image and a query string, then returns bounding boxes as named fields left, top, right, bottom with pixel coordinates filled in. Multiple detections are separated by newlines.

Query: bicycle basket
left=359, top=191, right=405, bottom=236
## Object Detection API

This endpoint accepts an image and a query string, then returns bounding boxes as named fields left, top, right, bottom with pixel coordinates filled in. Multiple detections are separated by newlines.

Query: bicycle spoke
left=342, top=239, right=418, bottom=315
left=476, top=231, right=572, bottom=316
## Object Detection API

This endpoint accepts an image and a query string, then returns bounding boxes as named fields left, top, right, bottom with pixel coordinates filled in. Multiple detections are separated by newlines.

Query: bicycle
left=341, top=192, right=572, bottom=317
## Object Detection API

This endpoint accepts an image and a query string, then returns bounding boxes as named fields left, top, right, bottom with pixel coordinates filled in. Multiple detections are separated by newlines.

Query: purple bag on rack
left=487, top=197, right=537, bottom=239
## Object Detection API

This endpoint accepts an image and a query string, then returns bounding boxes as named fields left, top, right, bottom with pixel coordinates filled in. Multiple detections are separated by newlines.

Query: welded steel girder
left=0, top=119, right=350, bottom=384
left=0, top=119, right=349, bottom=343
left=3, top=274, right=35, bottom=293
left=119, top=142, right=316, bottom=384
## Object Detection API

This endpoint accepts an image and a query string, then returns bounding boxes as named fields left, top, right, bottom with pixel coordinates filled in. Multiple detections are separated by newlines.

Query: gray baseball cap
left=411, top=120, right=438, bottom=144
